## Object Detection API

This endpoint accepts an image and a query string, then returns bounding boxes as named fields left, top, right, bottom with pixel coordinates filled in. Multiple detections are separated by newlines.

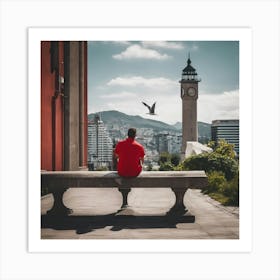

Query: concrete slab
left=41, top=188, right=239, bottom=239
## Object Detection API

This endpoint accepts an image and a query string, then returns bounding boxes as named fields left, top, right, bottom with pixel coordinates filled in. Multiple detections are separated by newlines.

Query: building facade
left=211, top=119, right=239, bottom=155
left=88, top=115, right=113, bottom=170
left=41, top=41, right=88, bottom=171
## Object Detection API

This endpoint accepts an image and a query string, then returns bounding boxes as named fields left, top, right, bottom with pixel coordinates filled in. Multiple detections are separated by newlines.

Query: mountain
left=172, top=122, right=182, bottom=130
left=88, top=110, right=211, bottom=138
left=89, top=110, right=179, bottom=132
left=172, top=121, right=211, bottom=138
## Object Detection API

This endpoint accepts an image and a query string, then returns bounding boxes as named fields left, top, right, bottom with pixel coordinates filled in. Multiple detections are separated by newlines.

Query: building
left=154, top=133, right=169, bottom=154
left=154, top=133, right=182, bottom=155
left=88, top=115, right=113, bottom=170
left=41, top=41, right=88, bottom=171
left=180, top=53, right=201, bottom=156
left=211, top=119, right=239, bottom=155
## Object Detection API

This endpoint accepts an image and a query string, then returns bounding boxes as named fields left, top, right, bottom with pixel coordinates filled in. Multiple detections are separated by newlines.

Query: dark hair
left=128, top=128, right=136, bottom=138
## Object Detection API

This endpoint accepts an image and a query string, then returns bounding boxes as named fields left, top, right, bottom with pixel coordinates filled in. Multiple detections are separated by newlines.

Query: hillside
left=88, top=110, right=179, bottom=132
left=88, top=110, right=211, bottom=138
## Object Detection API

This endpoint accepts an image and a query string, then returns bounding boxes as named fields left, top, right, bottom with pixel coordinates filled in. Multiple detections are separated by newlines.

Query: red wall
left=41, top=41, right=64, bottom=171
left=41, top=41, right=88, bottom=171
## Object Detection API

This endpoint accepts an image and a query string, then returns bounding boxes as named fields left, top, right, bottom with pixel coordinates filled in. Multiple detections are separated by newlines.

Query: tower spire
left=187, top=52, right=191, bottom=65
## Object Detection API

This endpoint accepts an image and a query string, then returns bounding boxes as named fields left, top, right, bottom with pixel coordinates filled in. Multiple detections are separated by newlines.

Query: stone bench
left=41, top=171, right=208, bottom=217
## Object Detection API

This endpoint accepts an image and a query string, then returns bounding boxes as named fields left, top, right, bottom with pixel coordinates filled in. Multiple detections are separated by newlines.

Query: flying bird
left=142, top=102, right=157, bottom=115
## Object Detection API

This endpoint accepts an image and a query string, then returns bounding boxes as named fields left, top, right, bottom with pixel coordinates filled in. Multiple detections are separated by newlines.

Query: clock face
left=187, top=87, right=196, bottom=97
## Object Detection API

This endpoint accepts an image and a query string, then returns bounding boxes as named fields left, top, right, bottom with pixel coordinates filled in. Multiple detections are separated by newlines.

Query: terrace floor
left=41, top=188, right=239, bottom=239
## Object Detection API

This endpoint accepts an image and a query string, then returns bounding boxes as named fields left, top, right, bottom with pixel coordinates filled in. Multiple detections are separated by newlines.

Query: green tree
left=158, top=152, right=171, bottom=165
left=204, top=171, right=227, bottom=194
left=159, top=161, right=175, bottom=171
left=181, top=152, right=238, bottom=180
left=170, top=153, right=180, bottom=166
left=222, top=172, right=239, bottom=206
left=208, top=139, right=236, bottom=159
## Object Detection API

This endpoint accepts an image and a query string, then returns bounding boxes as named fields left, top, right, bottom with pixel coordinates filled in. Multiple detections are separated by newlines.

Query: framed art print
left=28, top=27, right=252, bottom=253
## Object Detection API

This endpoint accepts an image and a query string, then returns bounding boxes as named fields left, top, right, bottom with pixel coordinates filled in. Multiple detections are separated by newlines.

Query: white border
left=28, top=27, right=252, bottom=253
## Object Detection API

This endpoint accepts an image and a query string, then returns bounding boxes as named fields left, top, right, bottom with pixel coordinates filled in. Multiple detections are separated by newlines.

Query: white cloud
left=100, top=91, right=137, bottom=99
left=141, top=41, right=184, bottom=50
left=198, top=90, right=239, bottom=123
left=89, top=81, right=239, bottom=125
left=109, top=41, right=131, bottom=46
left=102, top=94, right=181, bottom=125
left=107, top=76, right=177, bottom=89
left=112, top=44, right=170, bottom=60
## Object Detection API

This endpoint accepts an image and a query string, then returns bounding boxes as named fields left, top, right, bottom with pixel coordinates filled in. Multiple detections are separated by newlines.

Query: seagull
left=142, top=102, right=157, bottom=115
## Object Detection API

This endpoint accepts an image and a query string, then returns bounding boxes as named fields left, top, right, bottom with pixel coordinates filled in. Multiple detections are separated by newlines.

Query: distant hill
left=88, top=110, right=211, bottom=138
left=172, top=122, right=182, bottom=130
left=172, top=121, right=212, bottom=139
left=89, top=110, right=179, bottom=132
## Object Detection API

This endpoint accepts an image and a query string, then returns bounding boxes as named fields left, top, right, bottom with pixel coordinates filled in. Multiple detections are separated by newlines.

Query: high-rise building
left=211, top=119, right=239, bottom=155
left=154, top=133, right=169, bottom=154
left=154, top=133, right=182, bottom=154
left=88, top=115, right=113, bottom=170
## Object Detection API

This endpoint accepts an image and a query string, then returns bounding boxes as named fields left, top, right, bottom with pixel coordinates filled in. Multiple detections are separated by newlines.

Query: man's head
left=127, top=128, right=137, bottom=138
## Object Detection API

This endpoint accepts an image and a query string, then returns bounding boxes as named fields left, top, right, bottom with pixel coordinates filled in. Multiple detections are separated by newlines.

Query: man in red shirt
left=114, top=128, right=145, bottom=177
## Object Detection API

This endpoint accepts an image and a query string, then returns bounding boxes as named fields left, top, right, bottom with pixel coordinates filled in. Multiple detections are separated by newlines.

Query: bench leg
left=167, top=188, right=188, bottom=215
left=46, top=188, right=73, bottom=216
left=118, top=188, right=131, bottom=209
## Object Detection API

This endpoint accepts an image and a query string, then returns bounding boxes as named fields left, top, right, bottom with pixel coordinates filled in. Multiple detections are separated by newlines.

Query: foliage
left=180, top=152, right=238, bottom=181
left=158, top=140, right=239, bottom=206
left=207, top=139, right=236, bottom=159
left=159, top=161, right=175, bottom=171
left=170, top=153, right=180, bottom=166
left=202, top=171, right=239, bottom=206
left=222, top=173, right=239, bottom=206
left=178, top=139, right=239, bottom=206
left=95, top=166, right=109, bottom=171
left=159, top=152, right=180, bottom=170
left=158, top=152, right=171, bottom=165
left=204, top=171, right=227, bottom=194
left=146, top=163, right=153, bottom=171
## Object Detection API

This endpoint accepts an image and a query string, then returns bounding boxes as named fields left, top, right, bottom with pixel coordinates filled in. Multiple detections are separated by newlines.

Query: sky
left=88, top=41, right=239, bottom=125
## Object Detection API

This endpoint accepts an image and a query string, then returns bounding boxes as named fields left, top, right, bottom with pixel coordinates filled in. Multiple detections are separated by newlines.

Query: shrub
left=95, top=166, right=109, bottom=171
left=205, top=171, right=227, bottom=194
left=222, top=173, right=239, bottom=206
left=181, top=152, right=238, bottom=181
left=158, top=152, right=171, bottom=165
left=159, top=162, right=175, bottom=171
left=208, top=139, right=236, bottom=159
left=170, top=153, right=180, bottom=166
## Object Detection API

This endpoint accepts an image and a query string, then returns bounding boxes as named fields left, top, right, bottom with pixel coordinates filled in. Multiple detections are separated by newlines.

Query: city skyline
left=88, top=41, right=239, bottom=125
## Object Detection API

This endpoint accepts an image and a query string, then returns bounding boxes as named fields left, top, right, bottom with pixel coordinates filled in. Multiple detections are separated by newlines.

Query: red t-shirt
left=115, top=137, right=145, bottom=177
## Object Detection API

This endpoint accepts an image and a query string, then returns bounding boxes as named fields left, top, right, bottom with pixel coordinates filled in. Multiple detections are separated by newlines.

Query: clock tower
left=180, top=54, right=201, bottom=155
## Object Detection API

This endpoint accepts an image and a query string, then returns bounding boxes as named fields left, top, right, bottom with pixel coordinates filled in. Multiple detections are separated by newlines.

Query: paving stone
left=41, top=189, right=239, bottom=239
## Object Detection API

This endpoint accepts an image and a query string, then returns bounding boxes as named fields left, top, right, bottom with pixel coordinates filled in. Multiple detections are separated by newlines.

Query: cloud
left=100, top=91, right=137, bottom=99
left=141, top=41, right=184, bottom=50
left=198, top=90, right=239, bottom=123
left=112, top=44, right=170, bottom=60
left=99, top=93, right=181, bottom=125
left=109, top=41, right=131, bottom=46
left=107, top=76, right=177, bottom=89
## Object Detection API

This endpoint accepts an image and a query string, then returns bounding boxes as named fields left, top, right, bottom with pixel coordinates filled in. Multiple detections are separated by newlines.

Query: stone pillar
left=79, top=41, right=86, bottom=170
left=63, top=42, right=80, bottom=171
